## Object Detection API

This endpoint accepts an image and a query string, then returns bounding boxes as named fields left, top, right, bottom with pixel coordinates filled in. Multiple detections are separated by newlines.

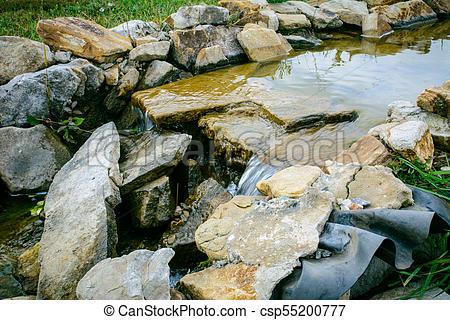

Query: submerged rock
left=0, top=36, right=54, bottom=85
left=416, top=80, right=450, bottom=118
left=284, top=34, right=322, bottom=48
left=237, top=24, right=292, bottom=62
left=119, top=131, right=191, bottom=194
left=348, top=166, right=413, bottom=209
left=362, top=12, right=393, bottom=38
left=372, top=0, right=437, bottom=28
left=76, top=249, right=174, bottom=300
left=0, top=59, right=104, bottom=128
left=166, top=5, right=230, bottom=29
left=16, top=243, right=40, bottom=294
left=37, top=123, right=122, bottom=299
left=36, top=17, right=132, bottom=63
left=0, top=125, right=71, bottom=193
left=256, top=165, right=322, bottom=198
left=126, top=176, right=175, bottom=228
left=170, top=25, right=246, bottom=71
left=335, top=135, right=391, bottom=165
left=320, top=0, right=369, bottom=26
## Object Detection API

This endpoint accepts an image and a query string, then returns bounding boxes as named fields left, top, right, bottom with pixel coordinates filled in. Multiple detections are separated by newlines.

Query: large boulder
left=119, top=131, right=191, bottom=194
left=170, top=25, right=246, bottom=71
left=372, top=0, right=437, bottom=28
left=166, top=5, right=229, bottom=29
left=76, top=249, right=174, bottom=300
left=256, top=165, right=322, bottom=198
left=0, top=125, right=71, bottom=193
left=36, top=17, right=132, bottom=63
left=126, top=176, right=175, bottom=228
left=348, top=166, right=413, bottom=209
left=0, top=59, right=105, bottom=128
left=37, top=122, right=122, bottom=299
left=416, top=80, right=450, bottom=118
left=320, top=0, right=369, bottom=26
left=0, top=36, right=54, bottom=85
left=237, top=24, right=292, bottom=62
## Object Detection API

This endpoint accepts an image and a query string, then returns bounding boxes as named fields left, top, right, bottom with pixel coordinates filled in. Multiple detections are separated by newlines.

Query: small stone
left=284, top=35, right=322, bottom=49
left=110, top=20, right=158, bottom=40
left=135, top=35, right=159, bottom=46
left=166, top=5, right=230, bottom=29
left=54, top=50, right=71, bottom=63
left=417, top=81, right=450, bottom=118
left=129, top=41, right=171, bottom=62
left=277, top=13, right=311, bottom=30
left=335, top=135, right=391, bottom=165
left=104, top=64, right=120, bottom=86
left=362, top=13, right=393, bottom=38
left=117, top=67, right=140, bottom=96
left=320, top=0, right=369, bottom=26
left=194, top=45, right=228, bottom=73
left=352, top=198, right=371, bottom=208
left=16, top=243, right=40, bottom=294
left=137, top=60, right=191, bottom=90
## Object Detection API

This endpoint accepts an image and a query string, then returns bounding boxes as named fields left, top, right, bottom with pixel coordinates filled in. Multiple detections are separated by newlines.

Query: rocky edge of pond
left=0, top=0, right=449, bottom=300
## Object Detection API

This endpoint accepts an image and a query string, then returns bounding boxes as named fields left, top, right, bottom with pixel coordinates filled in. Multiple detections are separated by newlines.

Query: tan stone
left=36, top=17, right=132, bottom=63
left=417, top=82, right=450, bottom=118
left=348, top=166, right=413, bottom=209
left=362, top=13, right=393, bottom=38
left=237, top=24, right=291, bottom=62
left=181, top=263, right=257, bottom=300
left=256, top=165, right=322, bottom=198
left=277, top=13, right=311, bottom=30
left=135, top=35, right=159, bottom=46
left=17, top=243, right=40, bottom=293
left=336, top=135, right=391, bottom=165
left=372, top=0, right=437, bottom=28
left=219, top=0, right=260, bottom=13
left=364, top=0, right=403, bottom=8
left=104, top=65, right=119, bottom=86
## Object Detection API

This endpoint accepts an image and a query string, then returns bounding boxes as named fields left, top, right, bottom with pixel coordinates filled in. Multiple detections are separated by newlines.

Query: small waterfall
left=237, top=154, right=277, bottom=196
left=133, top=106, right=155, bottom=132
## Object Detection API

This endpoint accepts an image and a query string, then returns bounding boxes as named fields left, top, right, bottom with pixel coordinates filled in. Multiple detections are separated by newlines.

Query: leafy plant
left=30, top=200, right=45, bottom=217
left=388, top=156, right=450, bottom=201
left=27, top=115, right=88, bottom=144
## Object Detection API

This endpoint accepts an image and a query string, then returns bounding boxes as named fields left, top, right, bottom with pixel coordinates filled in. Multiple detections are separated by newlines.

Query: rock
left=256, top=165, right=322, bottom=198
left=362, top=13, right=393, bottom=38
left=0, top=59, right=104, bottom=128
left=319, top=0, right=369, bottom=26
left=170, top=25, right=246, bottom=71
left=236, top=9, right=280, bottom=30
left=219, top=0, right=260, bottom=14
left=104, top=64, right=120, bottom=86
left=237, top=24, right=292, bottom=62
left=110, top=20, right=160, bottom=40
left=423, top=0, right=450, bottom=16
left=161, top=179, right=232, bottom=250
left=348, top=166, right=413, bottom=209
left=284, top=34, right=322, bottom=48
left=54, top=50, right=71, bottom=63
left=166, top=5, right=230, bottom=29
left=117, top=67, right=140, bottom=97
left=137, top=60, right=191, bottom=90
left=0, top=256, right=24, bottom=299
left=37, top=122, right=122, bottom=299
left=194, top=45, right=229, bottom=73
left=277, top=13, right=311, bottom=30
left=120, top=131, right=191, bottom=194
left=271, top=1, right=343, bottom=29
left=126, top=176, right=175, bottom=228
left=135, top=35, right=159, bottom=46
left=336, top=135, right=391, bottom=165
left=416, top=81, right=450, bottom=118
left=195, top=196, right=263, bottom=260
left=181, top=263, right=258, bottom=299
left=372, top=0, right=437, bottom=28
left=16, top=243, right=40, bottom=294
left=129, top=41, right=171, bottom=62
left=314, top=162, right=361, bottom=200
left=0, top=125, right=71, bottom=193
left=37, top=17, right=132, bottom=63
left=76, top=249, right=174, bottom=300
left=372, top=282, right=450, bottom=300
left=260, top=9, right=280, bottom=30
left=387, top=100, right=449, bottom=151
left=0, top=36, right=55, bottom=85
left=364, top=0, right=403, bottom=8
left=385, top=120, right=434, bottom=164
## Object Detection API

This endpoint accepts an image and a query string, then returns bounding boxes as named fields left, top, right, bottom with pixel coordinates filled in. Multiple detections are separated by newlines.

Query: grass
left=0, top=0, right=218, bottom=40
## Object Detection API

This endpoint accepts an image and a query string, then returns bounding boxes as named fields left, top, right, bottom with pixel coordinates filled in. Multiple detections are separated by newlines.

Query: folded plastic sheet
left=272, top=187, right=450, bottom=300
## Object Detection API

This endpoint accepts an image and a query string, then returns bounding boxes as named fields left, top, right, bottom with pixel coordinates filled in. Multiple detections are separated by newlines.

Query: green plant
left=196, top=259, right=212, bottom=270
left=390, top=231, right=450, bottom=299
left=27, top=115, right=88, bottom=144
left=30, top=200, right=45, bottom=217
left=388, top=156, right=450, bottom=201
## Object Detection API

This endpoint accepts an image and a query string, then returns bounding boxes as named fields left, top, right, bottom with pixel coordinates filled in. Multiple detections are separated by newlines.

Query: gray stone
left=137, top=60, right=192, bottom=90
left=284, top=35, right=322, bottom=49
left=194, top=45, right=229, bottom=73
left=166, top=5, right=229, bottom=29
left=348, top=166, right=413, bottom=209
left=110, top=20, right=161, bottom=40
left=117, top=67, right=140, bottom=97
left=37, top=122, right=122, bottom=300
left=0, top=36, right=55, bottom=85
left=0, top=125, right=71, bottom=193
left=362, top=12, right=393, bottom=38
left=54, top=50, right=71, bottom=63
left=314, top=162, right=361, bottom=201
left=127, top=176, right=175, bottom=228
left=320, top=0, right=369, bottom=26
left=76, top=249, right=174, bottom=300
left=372, top=282, right=450, bottom=300
left=120, top=131, right=191, bottom=194
left=0, top=256, right=24, bottom=299
left=0, top=59, right=104, bottom=128
left=260, top=9, right=280, bottom=31
left=170, top=25, right=246, bottom=71
left=129, top=41, right=171, bottom=62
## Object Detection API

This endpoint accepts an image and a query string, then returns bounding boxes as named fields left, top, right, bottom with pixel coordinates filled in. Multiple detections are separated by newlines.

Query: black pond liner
left=271, top=187, right=450, bottom=300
